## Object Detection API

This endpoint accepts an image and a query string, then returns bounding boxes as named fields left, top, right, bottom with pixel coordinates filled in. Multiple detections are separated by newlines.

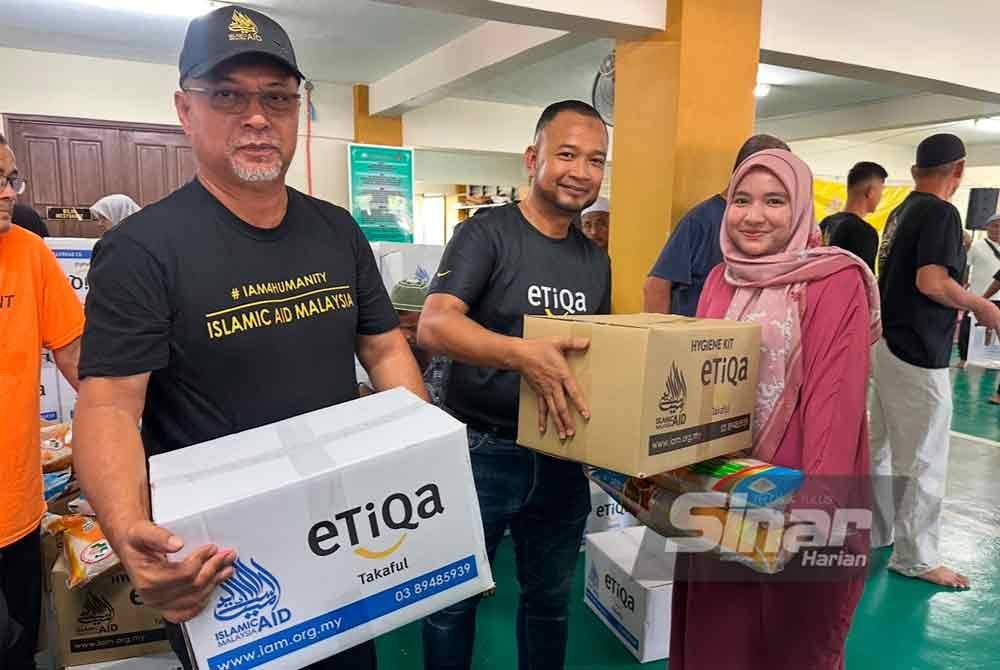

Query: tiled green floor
left=378, top=364, right=1000, bottom=669
left=950, top=364, right=1000, bottom=442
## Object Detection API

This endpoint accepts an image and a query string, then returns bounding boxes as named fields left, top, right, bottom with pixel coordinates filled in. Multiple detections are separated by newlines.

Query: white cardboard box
left=150, top=388, right=494, bottom=670
left=582, top=483, right=641, bottom=551
left=369, top=242, right=444, bottom=292
left=45, top=238, right=95, bottom=305
left=584, top=527, right=676, bottom=663
left=57, top=374, right=78, bottom=422
left=41, top=238, right=95, bottom=422
left=66, top=652, right=182, bottom=669
left=968, top=312, right=1000, bottom=369
left=40, top=354, right=62, bottom=423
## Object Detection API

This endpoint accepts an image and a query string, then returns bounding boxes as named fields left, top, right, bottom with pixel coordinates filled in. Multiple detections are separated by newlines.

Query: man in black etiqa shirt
left=418, top=101, right=611, bottom=669
left=71, top=7, right=426, bottom=670
left=869, top=134, right=1000, bottom=591
left=820, top=161, right=886, bottom=272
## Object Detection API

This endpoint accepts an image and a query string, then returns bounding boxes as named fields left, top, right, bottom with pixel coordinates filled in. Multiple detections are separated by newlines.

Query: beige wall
left=404, top=96, right=615, bottom=159
left=0, top=47, right=355, bottom=206
left=0, top=47, right=619, bottom=211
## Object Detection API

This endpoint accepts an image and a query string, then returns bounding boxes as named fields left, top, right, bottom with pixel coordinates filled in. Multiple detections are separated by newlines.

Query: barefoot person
left=671, top=149, right=881, bottom=669
left=869, top=134, right=1000, bottom=588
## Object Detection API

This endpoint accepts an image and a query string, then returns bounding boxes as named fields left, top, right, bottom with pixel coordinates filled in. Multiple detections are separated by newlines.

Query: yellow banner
left=813, top=178, right=910, bottom=235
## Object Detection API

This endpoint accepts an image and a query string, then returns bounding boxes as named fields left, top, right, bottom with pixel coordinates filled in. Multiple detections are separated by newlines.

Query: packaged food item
left=587, top=468, right=793, bottom=574
left=44, top=469, right=73, bottom=502
left=650, top=457, right=803, bottom=509
left=43, top=514, right=120, bottom=589
left=41, top=422, right=73, bottom=472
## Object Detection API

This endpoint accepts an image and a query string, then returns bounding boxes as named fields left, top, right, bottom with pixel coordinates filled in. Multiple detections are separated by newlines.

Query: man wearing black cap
left=869, top=133, right=1000, bottom=590
left=72, top=6, right=427, bottom=669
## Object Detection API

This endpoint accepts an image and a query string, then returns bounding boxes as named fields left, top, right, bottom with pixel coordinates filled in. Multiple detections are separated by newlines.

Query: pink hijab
left=720, top=149, right=881, bottom=461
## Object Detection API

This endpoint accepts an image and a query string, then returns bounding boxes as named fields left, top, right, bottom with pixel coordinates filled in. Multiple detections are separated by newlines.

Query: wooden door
left=121, top=129, right=197, bottom=206
left=7, top=119, right=123, bottom=236
left=5, top=115, right=195, bottom=237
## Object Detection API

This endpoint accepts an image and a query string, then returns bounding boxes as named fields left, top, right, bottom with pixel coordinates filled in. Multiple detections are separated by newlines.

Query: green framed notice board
left=348, top=143, right=415, bottom=243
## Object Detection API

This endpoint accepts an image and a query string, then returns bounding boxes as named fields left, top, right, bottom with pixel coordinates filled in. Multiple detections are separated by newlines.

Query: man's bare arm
left=643, top=277, right=672, bottom=314
left=917, top=265, right=1000, bottom=331
left=74, top=374, right=151, bottom=550
left=357, top=329, right=430, bottom=401
left=52, top=337, right=81, bottom=391
left=74, top=374, right=236, bottom=623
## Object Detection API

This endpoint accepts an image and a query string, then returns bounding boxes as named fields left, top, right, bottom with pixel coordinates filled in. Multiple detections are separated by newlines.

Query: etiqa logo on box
left=306, top=484, right=446, bottom=561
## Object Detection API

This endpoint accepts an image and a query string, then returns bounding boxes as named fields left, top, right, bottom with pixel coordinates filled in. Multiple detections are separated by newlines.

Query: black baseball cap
left=915, top=133, right=966, bottom=168
left=179, top=5, right=305, bottom=83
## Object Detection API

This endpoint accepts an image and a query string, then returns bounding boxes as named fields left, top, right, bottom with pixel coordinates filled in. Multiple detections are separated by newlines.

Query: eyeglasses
left=182, top=87, right=301, bottom=115
left=0, top=175, right=26, bottom=195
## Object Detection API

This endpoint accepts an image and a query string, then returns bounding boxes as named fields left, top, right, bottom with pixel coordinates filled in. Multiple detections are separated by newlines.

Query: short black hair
left=733, top=134, right=790, bottom=172
left=534, top=100, right=606, bottom=142
left=0, top=132, right=6, bottom=145
left=847, top=161, right=888, bottom=190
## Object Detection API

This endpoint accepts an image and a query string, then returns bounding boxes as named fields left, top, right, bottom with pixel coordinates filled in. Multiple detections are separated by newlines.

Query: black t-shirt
left=79, top=179, right=398, bottom=458
left=429, top=204, right=612, bottom=433
left=877, top=191, right=965, bottom=369
left=13, top=204, right=49, bottom=237
left=823, top=212, right=878, bottom=272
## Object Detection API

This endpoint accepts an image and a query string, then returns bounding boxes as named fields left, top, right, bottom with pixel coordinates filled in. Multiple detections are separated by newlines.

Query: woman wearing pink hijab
left=669, top=149, right=881, bottom=669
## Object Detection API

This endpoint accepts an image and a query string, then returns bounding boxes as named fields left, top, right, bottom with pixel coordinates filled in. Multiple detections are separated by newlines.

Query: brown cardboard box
left=50, top=559, right=169, bottom=667
left=517, top=314, right=760, bottom=477
left=38, top=532, right=64, bottom=653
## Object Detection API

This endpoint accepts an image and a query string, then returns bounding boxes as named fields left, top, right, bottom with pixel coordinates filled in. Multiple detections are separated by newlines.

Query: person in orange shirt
left=0, top=134, right=84, bottom=669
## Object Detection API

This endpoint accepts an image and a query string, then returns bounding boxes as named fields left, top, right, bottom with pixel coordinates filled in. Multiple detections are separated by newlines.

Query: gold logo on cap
left=229, top=9, right=263, bottom=42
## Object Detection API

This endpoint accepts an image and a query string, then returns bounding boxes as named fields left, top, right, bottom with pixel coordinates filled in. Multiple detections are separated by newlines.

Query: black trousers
left=166, top=622, right=377, bottom=669
left=0, top=528, right=41, bottom=670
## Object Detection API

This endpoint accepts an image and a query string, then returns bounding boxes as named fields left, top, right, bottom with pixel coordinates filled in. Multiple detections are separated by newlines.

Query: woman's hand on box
left=120, top=520, right=237, bottom=623
left=516, top=336, right=591, bottom=440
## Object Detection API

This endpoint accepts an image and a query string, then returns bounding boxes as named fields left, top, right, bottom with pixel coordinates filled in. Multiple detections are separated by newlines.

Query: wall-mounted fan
left=591, top=51, right=615, bottom=126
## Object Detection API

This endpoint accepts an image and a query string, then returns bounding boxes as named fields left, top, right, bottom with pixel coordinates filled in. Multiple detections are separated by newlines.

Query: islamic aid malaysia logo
left=213, top=558, right=291, bottom=648
left=658, top=363, right=687, bottom=427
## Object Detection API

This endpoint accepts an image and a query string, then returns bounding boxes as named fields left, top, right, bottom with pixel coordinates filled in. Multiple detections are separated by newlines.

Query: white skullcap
left=582, top=197, right=610, bottom=216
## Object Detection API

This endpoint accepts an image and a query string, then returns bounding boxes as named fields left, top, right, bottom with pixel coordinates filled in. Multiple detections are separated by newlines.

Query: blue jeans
left=422, top=427, right=590, bottom=670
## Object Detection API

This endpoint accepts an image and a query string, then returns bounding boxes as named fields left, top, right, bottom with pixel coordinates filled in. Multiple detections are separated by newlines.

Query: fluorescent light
left=73, top=0, right=218, bottom=18
left=754, top=83, right=772, bottom=98
left=975, top=117, right=1000, bottom=133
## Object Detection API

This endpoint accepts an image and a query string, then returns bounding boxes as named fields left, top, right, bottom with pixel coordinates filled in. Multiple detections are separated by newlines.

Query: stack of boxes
left=584, top=527, right=676, bottom=663
left=39, top=237, right=177, bottom=668
left=43, top=557, right=172, bottom=668
left=38, top=236, right=764, bottom=666
left=582, top=483, right=640, bottom=551
left=515, top=313, right=762, bottom=663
